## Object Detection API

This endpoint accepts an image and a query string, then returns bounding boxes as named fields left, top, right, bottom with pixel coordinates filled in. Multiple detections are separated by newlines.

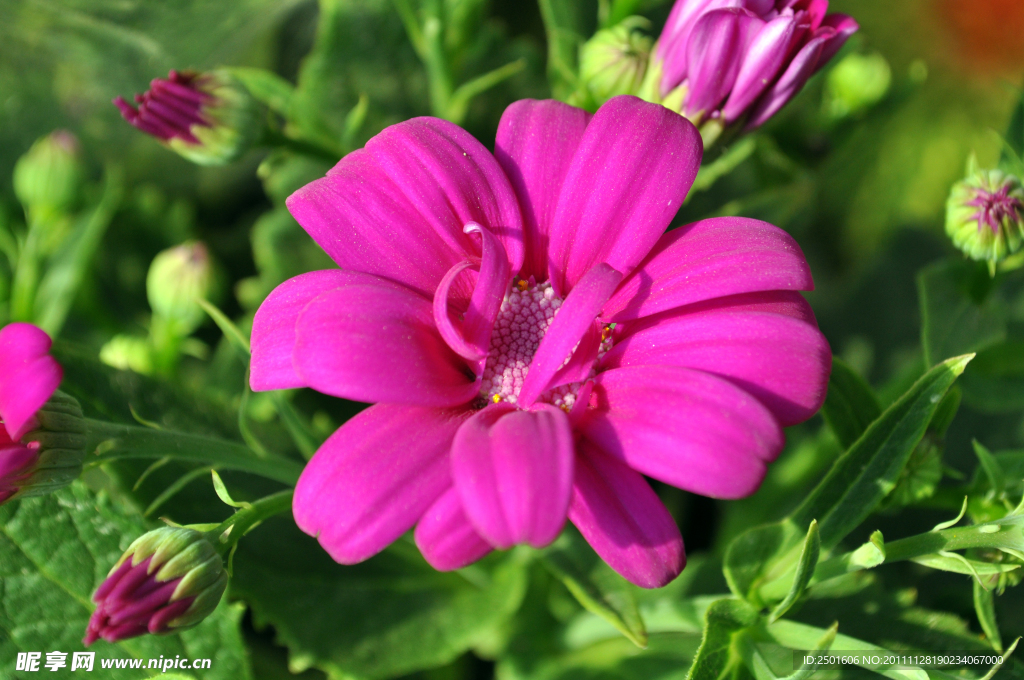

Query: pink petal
left=518, top=263, right=622, bottom=408
left=294, top=404, right=470, bottom=564
left=814, top=14, right=859, bottom=70
left=0, top=323, right=62, bottom=441
left=415, top=486, right=494, bottom=570
left=745, top=31, right=827, bottom=128
left=251, top=270, right=407, bottom=391
left=721, top=14, right=800, bottom=121
left=579, top=365, right=784, bottom=499
left=547, top=96, right=702, bottom=296
left=495, top=100, right=592, bottom=280
left=658, top=0, right=746, bottom=93
left=451, top=404, right=574, bottom=549
left=570, top=439, right=685, bottom=588
left=684, top=9, right=766, bottom=118
left=286, top=117, right=523, bottom=298
left=602, top=305, right=831, bottom=425
left=293, top=280, right=479, bottom=408
left=462, top=223, right=511, bottom=357
left=602, top=216, right=813, bottom=322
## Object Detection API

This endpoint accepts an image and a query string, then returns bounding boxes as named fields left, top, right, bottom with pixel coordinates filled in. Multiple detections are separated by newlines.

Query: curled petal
left=0, top=323, right=62, bottom=441
left=518, top=264, right=622, bottom=408
left=603, top=216, right=813, bottom=322
left=294, top=281, right=478, bottom=408
left=463, top=223, right=512, bottom=356
left=415, top=487, right=494, bottom=570
left=580, top=365, right=784, bottom=499
left=433, top=261, right=485, bottom=362
left=570, top=439, right=685, bottom=589
left=547, top=96, right=702, bottom=295
left=495, top=100, right=592, bottom=280
left=294, top=404, right=470, bottom=564
left=452, top=404, right=574, bottom=549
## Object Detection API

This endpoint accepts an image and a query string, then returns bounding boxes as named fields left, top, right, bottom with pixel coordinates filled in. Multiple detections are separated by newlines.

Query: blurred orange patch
left=936, top=0, right=1024, bottom=73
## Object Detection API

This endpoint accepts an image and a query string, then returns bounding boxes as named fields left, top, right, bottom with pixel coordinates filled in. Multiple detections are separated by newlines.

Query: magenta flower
left=250, top=95, right=831, bottom=587
left=652, top=0, right=858, bottom=128
left=0, top=323, right=63, bottom=504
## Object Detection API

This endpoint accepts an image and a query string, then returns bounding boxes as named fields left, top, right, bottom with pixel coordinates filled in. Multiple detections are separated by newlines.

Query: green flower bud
left=580, top=18, right=652, bottom=105
left=946, top=166, right=1024, bottom=265
left=85, top=526, right=228, bottom=645
left=99, top=335, right=155, bottom=375
left=12, top=130, right=83, bottom=217
left=147, top=241, right=214, bottom=336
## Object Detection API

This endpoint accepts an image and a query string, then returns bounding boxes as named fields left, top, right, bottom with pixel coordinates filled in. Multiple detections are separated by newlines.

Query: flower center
left=479, top=280, right=612, bottom=411
left=967, top=182, right=1024, bottom=234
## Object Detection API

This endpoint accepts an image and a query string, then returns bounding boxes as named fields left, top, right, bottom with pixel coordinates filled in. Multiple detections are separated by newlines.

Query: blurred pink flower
left=653, top=0, right=858, bottom=127
left=250, top=95, right=831, bottom=587
left=0, top=323, right=62, bottom=504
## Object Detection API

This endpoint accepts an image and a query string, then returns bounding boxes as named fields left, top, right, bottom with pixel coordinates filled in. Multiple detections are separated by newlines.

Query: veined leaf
left=685, top=598, right=758, bottom=680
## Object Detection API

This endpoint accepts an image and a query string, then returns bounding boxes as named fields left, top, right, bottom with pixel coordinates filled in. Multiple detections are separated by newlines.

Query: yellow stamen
left=516, top=279, right=528, bottom=291
left=492, top=394, right=502, bottom=403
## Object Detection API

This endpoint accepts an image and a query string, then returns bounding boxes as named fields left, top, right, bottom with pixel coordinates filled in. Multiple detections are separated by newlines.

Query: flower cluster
left=250, top=95, right=831, bottom=587
left=645, top=0, right=858, bottom=135
left=946, top=166, right=1024, bottom=266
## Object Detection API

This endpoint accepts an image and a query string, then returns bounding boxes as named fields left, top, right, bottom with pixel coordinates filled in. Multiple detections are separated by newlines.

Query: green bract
left=9, top=390, right=87, bottom=501
left=579, top=18, right=652, bottom=106
left=167, top=70, right=261, bottom=166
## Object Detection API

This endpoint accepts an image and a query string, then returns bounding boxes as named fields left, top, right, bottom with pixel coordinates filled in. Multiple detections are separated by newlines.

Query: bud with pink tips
left=84, top=526, right=227, bottom=645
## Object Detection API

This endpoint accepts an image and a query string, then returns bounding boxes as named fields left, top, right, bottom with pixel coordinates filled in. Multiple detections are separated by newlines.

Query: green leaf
left=909, top=553, right=1019, bottom=577
left=211, top=470, right=252, bottom=510
left=764, top=620, right=928, bottom=680
left=685, top=598, right=758, bottom=680
left=769, top=521, right=820, bottom=622
left=541, top=528, right=647, bottom=648
left=917, top=259, right=1005, bottom=367
left=960, top=341, right=1024, bottom=413
left=974, top=440, right=1008, bottom=496
left=724, top=520, right=803, bottom=605
left=821, top=356, right=882, bottom=449
left=791, top=354, right=972, bottom=550
left=231, top=518, right=528, bottom=679
left=0, top=482, right=251, bottom=680
left=228, top=67, right=297, bottom=118
left=34, top=167, right=122, bottom=337
left=974, top=578, right=1004, bottom=652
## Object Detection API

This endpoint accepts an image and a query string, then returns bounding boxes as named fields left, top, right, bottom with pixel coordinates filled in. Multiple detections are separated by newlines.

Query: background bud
left=12, top=130, right=83, bottom=218
left=824, top=51, right=892, bottom=119
left=580, top=19, right=652, bottom=105
left=146, top=241, right=214, bottom=337
left=946, top=166, right=1024, bottom=265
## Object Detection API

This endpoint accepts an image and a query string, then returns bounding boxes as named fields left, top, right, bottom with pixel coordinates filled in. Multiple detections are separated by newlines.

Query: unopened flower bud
left=12, top=130, right=83, bottom=217
left=114, top=70, right=260, bottom=166
left=580, top=19, right=652, bottom=105
left=147, top=241, right=214, bottom=336
left=84, top=526, right=228, bottom=645
left=0, top=391, right=87, bottom=504
left=946, top=167, right=1024, bottom=265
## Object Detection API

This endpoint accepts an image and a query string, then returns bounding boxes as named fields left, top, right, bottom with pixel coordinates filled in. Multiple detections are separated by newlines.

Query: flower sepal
left=1, top=390, right=86, bottom=502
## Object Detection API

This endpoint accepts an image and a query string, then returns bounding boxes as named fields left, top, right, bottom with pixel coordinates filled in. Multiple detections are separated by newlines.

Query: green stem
left=423, top=15, right=454, bottom=119
left=86, top=419, right=303, bottom=485
left=10, top=222, right=42, bottom=321
left=209, top=489, right=294, bottom=553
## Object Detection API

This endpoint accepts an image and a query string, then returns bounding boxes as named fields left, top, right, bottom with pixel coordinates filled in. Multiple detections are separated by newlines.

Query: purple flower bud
left=84, top=527, right=227, bottom=646
left=114, top=70, right=260, bottom=166
left=645, top=0, right=859, bottom=138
